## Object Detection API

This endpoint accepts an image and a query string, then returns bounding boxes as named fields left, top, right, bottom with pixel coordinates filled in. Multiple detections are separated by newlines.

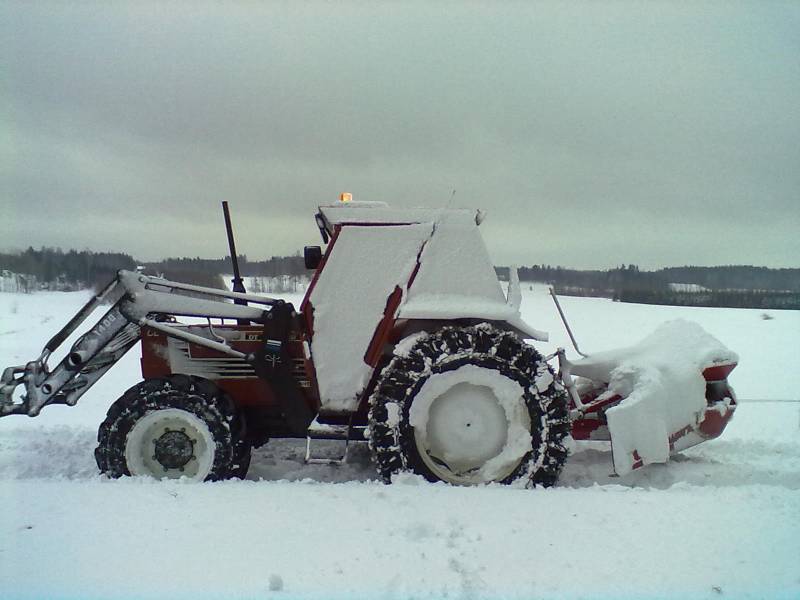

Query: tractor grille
left=167, top=338, right=310, bottom=386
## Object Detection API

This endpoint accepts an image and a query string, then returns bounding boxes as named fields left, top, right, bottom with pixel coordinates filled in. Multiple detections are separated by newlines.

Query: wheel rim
left=125, top=408, right=215, bottom=480
left=409, top=365, right=532, bottom=485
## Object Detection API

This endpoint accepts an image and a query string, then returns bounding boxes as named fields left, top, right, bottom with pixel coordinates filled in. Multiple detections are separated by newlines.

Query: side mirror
left=304, top=246, right=323, bottom=270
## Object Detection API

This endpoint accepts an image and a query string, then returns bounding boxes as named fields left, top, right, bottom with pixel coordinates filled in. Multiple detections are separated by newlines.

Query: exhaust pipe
left=222, top=201, right=247, bottom=300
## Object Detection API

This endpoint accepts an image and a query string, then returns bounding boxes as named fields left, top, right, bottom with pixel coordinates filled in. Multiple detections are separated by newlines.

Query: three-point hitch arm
left=0, top=270, right=279, bottom=418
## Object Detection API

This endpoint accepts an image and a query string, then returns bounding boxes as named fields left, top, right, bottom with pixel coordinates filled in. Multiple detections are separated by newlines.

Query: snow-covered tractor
left=0, top=200, right=739, bottom=486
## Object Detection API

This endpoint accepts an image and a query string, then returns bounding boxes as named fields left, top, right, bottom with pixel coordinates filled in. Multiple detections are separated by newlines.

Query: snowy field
left=1, top=287, right=798, bottom=599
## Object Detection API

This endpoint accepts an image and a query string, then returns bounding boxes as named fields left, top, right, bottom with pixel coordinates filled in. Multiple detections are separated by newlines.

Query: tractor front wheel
left=368, top=324, right=569, bottom=487
left=95, top=375, right=250, bottom=481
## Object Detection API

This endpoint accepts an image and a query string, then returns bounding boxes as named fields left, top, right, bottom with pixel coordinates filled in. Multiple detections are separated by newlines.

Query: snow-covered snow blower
left=0, top=200, right=738, bottom=485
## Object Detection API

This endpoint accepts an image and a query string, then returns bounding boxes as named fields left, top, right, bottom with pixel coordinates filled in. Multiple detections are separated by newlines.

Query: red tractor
left=0, top=201, right=738, bottom=486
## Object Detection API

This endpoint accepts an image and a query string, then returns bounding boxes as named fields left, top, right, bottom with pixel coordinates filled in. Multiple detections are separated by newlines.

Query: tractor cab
left=302, top=202, right=545, bottom=414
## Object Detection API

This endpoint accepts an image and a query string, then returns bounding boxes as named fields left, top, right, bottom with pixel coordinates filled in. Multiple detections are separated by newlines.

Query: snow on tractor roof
left=318, top=202, right=480, bottom=232
left=308, top=203, right=545, bottom=412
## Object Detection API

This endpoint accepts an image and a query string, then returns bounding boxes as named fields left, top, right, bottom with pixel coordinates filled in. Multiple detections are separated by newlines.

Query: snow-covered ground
left=1, top=287, right=798, bottom=599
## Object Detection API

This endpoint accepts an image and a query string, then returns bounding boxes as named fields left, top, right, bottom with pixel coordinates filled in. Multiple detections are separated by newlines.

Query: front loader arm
left=1, top=279, right=140, bottom=417
left=0, top=270, right=277, bottom=418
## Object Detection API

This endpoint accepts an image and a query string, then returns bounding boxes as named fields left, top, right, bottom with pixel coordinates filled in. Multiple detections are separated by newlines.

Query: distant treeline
left=501, top=264, right=800, bottom=310
left=140, top=255, right=307, bottom=291
left=144, top=255, right=306, bottom=279
left=0, top=247, right=306, bottom=292
left=0, top=247, right=138, bottom=291
left=510, top=264, right=800, bottom=292
left=3, top=247, right=799, bottom=309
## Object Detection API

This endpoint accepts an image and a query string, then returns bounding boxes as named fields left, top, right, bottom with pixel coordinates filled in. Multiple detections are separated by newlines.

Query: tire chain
left=95, top=374, right=250, bottom=481
left=368, top=324, right=570, bottom=487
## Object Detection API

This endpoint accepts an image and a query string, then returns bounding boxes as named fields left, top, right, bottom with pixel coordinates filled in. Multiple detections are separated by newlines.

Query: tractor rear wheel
left=95, top=375, right=250, bottom=481
left=368, top=324, right=569, bottom=487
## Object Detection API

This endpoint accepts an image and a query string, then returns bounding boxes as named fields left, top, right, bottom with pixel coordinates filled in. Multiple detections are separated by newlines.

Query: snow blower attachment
left=0, top=200, right=739, bottom=485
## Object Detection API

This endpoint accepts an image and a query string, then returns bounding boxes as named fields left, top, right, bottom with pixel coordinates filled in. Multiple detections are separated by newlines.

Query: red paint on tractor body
left=364, top=286, right=404, bottom=368
left=570, top=417, right=607, bottom=441
left=300, top=224, right=342, bottom=330
left=140, top=319, right=320, bottom=416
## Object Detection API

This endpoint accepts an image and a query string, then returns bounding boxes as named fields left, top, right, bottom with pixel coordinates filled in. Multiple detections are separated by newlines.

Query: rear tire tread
left=368, top=324, right=570, bottom=487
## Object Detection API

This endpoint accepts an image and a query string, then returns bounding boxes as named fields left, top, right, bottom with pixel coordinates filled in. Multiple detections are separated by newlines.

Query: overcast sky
left=3, top=2, right=799, bottom=269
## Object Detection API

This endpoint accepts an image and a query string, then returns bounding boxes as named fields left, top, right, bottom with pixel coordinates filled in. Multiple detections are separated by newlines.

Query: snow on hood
left=570, top=319, right=739, bottom=476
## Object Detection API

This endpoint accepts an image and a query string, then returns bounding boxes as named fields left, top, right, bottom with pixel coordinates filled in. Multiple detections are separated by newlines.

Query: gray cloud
left=3, top=1, right=799, bottom=268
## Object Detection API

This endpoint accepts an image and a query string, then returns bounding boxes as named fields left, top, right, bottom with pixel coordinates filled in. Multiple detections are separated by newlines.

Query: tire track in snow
left=1, top=420, right=798, bottom=491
